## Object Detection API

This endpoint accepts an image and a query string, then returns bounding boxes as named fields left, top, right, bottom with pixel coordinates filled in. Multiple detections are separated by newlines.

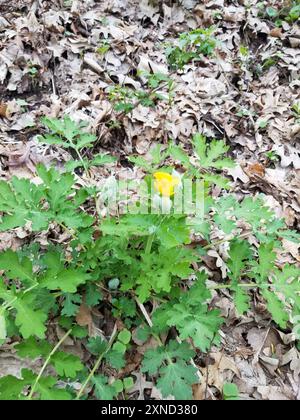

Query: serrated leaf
left=0, top=375, right=28, bottom=400
left=0, top=251, right=35, bottom=285
left=85, top=283, right=102, bottom=307
left=157, top=362, right=197, bottom=400
left=233, top=287, right=250, bottom=315
left=14, top=298, right=47, bottom=339
left=153, top=276, right=223, bottom=351
left=92, top=375, right=116, bottom=400
left=228, top=240, right=252, bottom=281
left=41, top=266, right=90, bottom=293
left=86, top=336, right=107, bottom=356
left=157, top=217, right=191, bottom=249
left=0, top=178, right=49, bottom=232
left=227, top=240, right=252, bottom=314
left=15, top=337, right=51, bottom=359
left=62, top=293, right=82, bottom=317
left=35, top=376, right=72, bottom=400
left=201, top=173, right=232, bottom=189
left=127, top=156, right=151, bottom=171
left=105, top=349, right=125, bottom=369
left=51, top=352, right=84, bottom=378
left=253, top=242, right=276, bottom=282
left=91, top=154, right=117, bottom=166
left=223, top=383, right=239, bottom=400
left=168, top=144, right=190, bottom=167
left=141, top=341, right=198, bottom=400
left=193, top=134, right=235, bottom=170
left=262, top=289, right=288, bottom=329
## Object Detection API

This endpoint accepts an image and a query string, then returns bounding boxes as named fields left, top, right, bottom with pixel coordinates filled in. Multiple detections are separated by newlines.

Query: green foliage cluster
left=262, top=0, right=300, bottom=25
left=166, top=28, right=217, bottom=69
left=0, top=117, right=299, bottom=400
left=1, top=0, right=299, bottom=399
left=107, top=72, right=174, bottom=114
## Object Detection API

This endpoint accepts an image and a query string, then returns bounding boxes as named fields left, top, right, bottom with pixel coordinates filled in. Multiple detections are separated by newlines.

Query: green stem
left=75, top=326, right=118, bottom=400
left=75, top=148, right=89, bottom=176
left=27, top=329, right=73, bottom=400
left=145, top=234, right=155, bottom=255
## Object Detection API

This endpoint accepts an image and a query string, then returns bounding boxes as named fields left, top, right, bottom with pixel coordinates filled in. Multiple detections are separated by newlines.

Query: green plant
left=129, top=134, right=236, bottom=189
left=27, top=63, right=39, bottom=78
left=166, top=28, right=217, bottom=69
left=239, top=45, right=249, bottom=58
left=223, top=383, right=239, bottom=401
left=38, top=116, right=116, bottom=172
left=0, top=125, right=299, bottom=400
left=262, top=1, right=300, bottom=24
left=265, top=150, right=280, bottom=163
left=292, top=102, right=300, bottom=120
left=284, top=0, right=300, bottom=22
left=96, top=40, right=110, bottom=56
left=107, top=72, right=174, bottom=114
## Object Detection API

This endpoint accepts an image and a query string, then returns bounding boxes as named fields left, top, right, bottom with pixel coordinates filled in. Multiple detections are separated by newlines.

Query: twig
left=135, top=298, right=153, bottom=328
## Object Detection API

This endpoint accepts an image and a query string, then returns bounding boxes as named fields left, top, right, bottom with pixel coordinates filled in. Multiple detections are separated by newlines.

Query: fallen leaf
left=76, top=304, right=93, bottom=329
left=246, top=163, right=265, bottom=177
left=0, top=102, right=8, bottom=118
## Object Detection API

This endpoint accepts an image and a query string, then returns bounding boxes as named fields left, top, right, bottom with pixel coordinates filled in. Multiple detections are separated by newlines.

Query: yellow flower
left=153, top=172, right=180, bottom=197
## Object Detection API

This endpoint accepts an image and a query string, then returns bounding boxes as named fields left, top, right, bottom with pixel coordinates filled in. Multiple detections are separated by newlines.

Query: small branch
left=27, top=329, right=73, bottom=400
left=135, top=298, right=153, bottom=328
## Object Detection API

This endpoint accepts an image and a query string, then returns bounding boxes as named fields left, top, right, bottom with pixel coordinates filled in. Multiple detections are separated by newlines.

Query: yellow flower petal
left=154, top=172, right=180, bottom=197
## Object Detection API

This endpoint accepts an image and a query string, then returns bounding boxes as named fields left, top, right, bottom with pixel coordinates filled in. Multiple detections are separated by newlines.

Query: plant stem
left=57, top=222, right=77, bottom=240
left=75, top=324, right=118, bottom=400
left=75, top=148, right=90, bottom=176
left=27, top=328, right=73, bottom=400
left=145, top=233, right=155, bottom=255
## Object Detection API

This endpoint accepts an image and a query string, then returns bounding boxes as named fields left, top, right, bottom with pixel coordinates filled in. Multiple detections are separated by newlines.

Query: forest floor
left=0, top=0, right=299, bottom=400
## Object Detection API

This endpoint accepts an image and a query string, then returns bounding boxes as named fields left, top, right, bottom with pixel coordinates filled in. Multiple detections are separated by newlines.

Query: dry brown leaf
left=256, top=385, right=294, bottom=401
left=270, top=28, right=283, bottom=38
left=0, top=102, right=8, bottom=118
left=200, top=351, right=240, bottom=391
left=246, top=163, right=265, bottom=178
left=76, top=304, right=93, bottom=329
